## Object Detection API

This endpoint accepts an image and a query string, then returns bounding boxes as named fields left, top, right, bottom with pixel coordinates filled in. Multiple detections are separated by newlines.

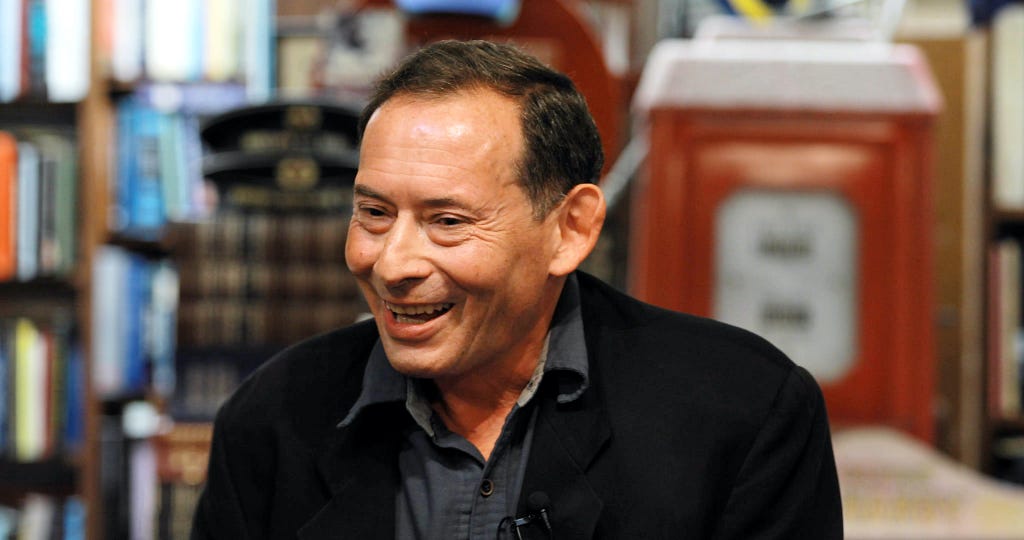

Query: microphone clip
left=508, top=507, right=552, bottom=540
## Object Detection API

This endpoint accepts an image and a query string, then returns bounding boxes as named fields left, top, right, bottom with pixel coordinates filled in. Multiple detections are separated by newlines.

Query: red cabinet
left=631, top=39, right=941, bottom=442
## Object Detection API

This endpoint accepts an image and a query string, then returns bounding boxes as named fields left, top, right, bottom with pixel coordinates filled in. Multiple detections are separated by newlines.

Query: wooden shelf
left=994, top=209, right=1024, bottom=228
left=0, top=102, right=77, bottom=126
left=993, top=416, right=1024, bottom=434
left=0, top=459, right=78, bottom=497
left=0, top=279, right=79, bottom=319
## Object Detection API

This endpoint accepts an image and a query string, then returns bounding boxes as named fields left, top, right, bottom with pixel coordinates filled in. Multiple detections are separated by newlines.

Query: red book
left=0, top=131, right=17, bottom=281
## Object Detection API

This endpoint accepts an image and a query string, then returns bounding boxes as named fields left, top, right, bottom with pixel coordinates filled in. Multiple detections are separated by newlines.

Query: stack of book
left=0, top=316, right=83, bottom=462
left=0, top=128, right=77, bottom=282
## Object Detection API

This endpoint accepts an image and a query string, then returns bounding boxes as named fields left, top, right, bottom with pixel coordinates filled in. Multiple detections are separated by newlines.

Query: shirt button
left=480, top=479, right=495, bottom=497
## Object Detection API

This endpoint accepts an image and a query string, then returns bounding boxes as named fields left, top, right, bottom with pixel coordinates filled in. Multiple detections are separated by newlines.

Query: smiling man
left=192, top=40, right=842, bottom=539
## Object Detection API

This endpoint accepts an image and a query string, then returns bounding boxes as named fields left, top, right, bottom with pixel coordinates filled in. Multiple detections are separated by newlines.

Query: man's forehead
left=370, top=88, right=519, bottom=123
left=359, top=89, right=522, bottom=167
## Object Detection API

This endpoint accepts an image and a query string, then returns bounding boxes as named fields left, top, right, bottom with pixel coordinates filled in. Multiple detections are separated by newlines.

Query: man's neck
left=429, top=336, right=546, bottom=460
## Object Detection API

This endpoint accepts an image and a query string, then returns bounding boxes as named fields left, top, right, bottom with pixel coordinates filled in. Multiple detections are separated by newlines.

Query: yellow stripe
left=730, top=0, right=774, bottom=21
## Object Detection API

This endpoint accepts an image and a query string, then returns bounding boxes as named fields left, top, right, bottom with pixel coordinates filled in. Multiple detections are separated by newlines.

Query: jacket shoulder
left=212, top=320, right=379, bottom=441
left=576, top=271, right=816, bottom=420
left=576, top=271, right=795, bottom=372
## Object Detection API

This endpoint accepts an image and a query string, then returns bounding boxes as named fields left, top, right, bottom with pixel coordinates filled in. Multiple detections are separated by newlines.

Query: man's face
left=346, top=90, right=564, bottom=384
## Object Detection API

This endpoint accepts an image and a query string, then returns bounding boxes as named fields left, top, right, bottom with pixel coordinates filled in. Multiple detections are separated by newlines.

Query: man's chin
left=384, top=350, right=447, bottom=379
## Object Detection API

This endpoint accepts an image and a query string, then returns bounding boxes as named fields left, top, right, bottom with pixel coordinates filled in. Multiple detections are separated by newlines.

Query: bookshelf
left=0, top=97, right=88, bottom=540
left=983, top=2, right=1024, bottom=484
left=2, top=0, right=275, bottom=537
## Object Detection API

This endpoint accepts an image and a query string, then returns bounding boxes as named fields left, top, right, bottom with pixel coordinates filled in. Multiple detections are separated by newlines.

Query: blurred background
left=0, top=0, right=1022, bottom=537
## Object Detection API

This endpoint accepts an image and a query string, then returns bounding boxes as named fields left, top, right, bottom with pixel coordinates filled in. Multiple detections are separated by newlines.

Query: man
left=192, top=40, right=842, bottom=539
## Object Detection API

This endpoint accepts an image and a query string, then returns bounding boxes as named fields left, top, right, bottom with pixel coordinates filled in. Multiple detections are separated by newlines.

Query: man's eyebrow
left=422, top=196, right=470, bottom=210
left=353, top=184, right=471, bottom=210
left=353, top=184, right=390, bottom=203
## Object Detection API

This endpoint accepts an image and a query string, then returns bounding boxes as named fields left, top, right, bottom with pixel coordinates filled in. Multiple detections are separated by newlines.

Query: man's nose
left=374, top=216, right=431, bottom=288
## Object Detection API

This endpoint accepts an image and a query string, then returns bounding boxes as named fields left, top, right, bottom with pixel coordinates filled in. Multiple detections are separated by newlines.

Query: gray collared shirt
left=338, top=274, right=589, bottom=539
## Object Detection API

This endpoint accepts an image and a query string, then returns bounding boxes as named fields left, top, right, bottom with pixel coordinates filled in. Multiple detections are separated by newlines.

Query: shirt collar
left=338, top=273, right=590, bottom=429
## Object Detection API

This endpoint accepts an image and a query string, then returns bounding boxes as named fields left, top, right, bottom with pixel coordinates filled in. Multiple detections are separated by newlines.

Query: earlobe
left=549, top=184, right=607, bottom=276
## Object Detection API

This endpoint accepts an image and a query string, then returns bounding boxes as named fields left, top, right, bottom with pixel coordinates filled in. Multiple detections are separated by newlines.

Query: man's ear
left=549, top=183, right=607, bottom=277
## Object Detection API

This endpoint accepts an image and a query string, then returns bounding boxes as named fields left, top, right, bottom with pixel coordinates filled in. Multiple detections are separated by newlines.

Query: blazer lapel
left=299, top=405, right=404, bottom=539
left=518, top=382, right=611, bottom=540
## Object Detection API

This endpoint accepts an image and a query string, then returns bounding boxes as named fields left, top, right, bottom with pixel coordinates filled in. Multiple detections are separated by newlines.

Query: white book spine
left=111, top=0, right=143, bottom=83
left=45, top=0, right=90, bottom=101
left=992, top=5, right=1024, bottom=210
left=0, top=0, right=22, bottom=102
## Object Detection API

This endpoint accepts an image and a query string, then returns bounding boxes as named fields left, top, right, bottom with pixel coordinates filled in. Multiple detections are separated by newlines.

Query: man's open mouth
left=385, top=302, right=454, bottom=324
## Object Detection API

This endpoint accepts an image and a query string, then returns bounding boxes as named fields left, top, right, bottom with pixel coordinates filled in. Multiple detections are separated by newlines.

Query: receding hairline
left=364, top=85, right=523, bottom=126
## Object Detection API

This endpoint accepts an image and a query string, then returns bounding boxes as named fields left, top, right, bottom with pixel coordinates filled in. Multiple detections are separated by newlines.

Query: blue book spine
left=63, top=341, right=84, bottom=453
left=149, top=262, right=178, bottom=397
left=122, top=254, right=150, bottom=393
left=128, top=103, right=166, bottom=237
left=63, top=496, right=85, bottom=540
left=26, top=0, right=46, bottom=96
left=113, top=100, right=135, bottom=232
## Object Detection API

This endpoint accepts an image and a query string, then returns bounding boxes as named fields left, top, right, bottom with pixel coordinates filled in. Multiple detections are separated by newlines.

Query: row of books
left=172, top=211, right=352, bottom=264
left=0, top=0, right=90, bottom=103
left=0, top=316, right=84, bottom=462
left=94, top=405, right=219, bottom=540
left=0, top=495, right=85, bottom=540
left=110, top=87, right=248, bottom=239
left=91, top=245, right=179, bottom=400
left=153, top=422, right=211, bottom=538
left=989, top=236, right=1024, bottom=419
left=0, top=128, right=77, bottom=282
left=173, top=210, right=367, bottom=349
left=96, top=0, right=275, bottom=101
left=100, top=402, right=168, bottom=540
left=177, top=259, right=361, bottom=301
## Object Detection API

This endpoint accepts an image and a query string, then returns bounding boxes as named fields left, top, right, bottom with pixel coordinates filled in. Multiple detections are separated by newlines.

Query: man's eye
left=437, top=216, right=463, bottom=227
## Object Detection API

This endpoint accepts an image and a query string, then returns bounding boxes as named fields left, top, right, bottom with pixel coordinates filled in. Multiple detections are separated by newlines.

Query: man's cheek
left=345, top=238, right=377, bottom=275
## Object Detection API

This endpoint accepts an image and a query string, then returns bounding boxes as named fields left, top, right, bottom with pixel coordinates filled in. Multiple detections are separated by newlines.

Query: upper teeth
left=385, top=302, right=453, bottom=315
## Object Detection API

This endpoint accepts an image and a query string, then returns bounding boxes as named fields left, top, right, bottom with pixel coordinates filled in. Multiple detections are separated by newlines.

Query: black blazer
left=192, top=272, right=842, bottom=539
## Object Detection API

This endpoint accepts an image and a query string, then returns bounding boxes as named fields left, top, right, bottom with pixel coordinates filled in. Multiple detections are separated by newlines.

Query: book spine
left=53, top=133, right=76, bottom=277
left=122, top=254, right=149, bottom=394
left=91, top=245, right=179, bottom=397
left=0, top=131, right=17, bottom=281
left=128, top=102, right=166, bottom=237
left=0, top=0, right=23, bottom=102
left=13, top=317, right=42, bottom=461
left=16, top=141, right=39, bottom=281
left=110, top=0, right=143, bottom=83
left=991, top=5, right=1024, bottom=210
left=25, top=0, right=46, bottom=99
left=242, top=0, right=274, bottom=102
left=44, top=0, right=90, bottom=102
left=0, top=320, right=8, bottom=456
left=149, top=261, right=179, bottom=397
left=91, top=245, right=128, bottom=397
left=62, top=340, right=84, bottom=454
left=36, top=143, right=57, bottom=274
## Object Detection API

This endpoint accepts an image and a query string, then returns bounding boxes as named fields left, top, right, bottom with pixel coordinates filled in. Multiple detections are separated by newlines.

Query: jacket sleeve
left=711, top=366, right=844, bottom=540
